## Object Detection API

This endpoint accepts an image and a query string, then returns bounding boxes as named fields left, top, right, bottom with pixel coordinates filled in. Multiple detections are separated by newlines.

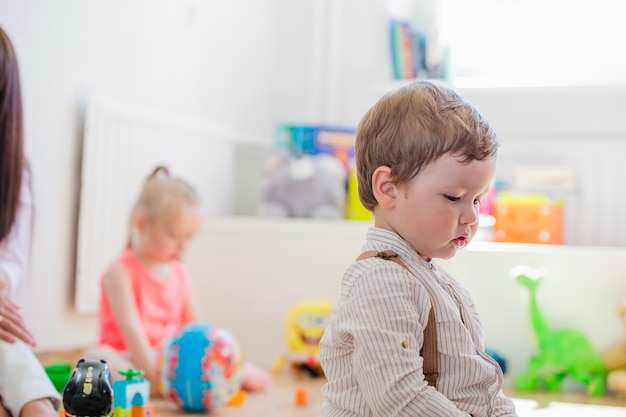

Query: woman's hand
left=0, top=273, right=36, bottom=346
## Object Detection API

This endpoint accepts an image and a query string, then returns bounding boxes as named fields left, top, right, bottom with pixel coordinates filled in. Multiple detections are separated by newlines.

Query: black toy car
left=62, top=358, right=113, bottom=417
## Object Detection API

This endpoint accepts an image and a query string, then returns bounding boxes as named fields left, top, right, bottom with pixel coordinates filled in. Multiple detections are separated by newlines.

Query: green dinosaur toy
left=513, top=265, right=607, bottom=396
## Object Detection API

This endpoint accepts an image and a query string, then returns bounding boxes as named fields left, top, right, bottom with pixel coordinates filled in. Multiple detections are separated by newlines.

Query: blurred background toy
left=512, top=265, right=607, bottom=396
left=485, top=347, right=507, bottom=374
left=295, top=387, right=309, bottom=406
left=159, top=322, right=244, bottom=412
left=112, top=368, right=153, bottom=417
left=493, top=192, right=563, bottom=244
left=226, top=389, right=246, bottom=406
left=45, top=361, right=73, bottom=393
left=273, top=301, right=333, bottom=377
left=345, top=158, right=373, bottom=221
left=603, top=300, right=626, bottom=397
left=257, top=151, right=347, bottom=219
left=62, top=358, right=114, bottom=417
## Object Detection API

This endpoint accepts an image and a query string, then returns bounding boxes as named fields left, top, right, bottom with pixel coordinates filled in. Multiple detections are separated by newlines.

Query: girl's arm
left=181, top=291, right=203, bottom=324
left=101, top=262, right=159, bottom=393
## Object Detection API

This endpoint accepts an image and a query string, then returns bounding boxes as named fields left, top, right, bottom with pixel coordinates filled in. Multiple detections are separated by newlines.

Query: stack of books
left=389, top=19, right=429, bottom=80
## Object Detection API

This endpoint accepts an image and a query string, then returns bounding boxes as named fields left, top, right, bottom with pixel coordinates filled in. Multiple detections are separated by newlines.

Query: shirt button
left=402, top=340, right=409, bottom=349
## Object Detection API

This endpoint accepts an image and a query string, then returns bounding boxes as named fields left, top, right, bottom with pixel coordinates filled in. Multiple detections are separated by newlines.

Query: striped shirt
left=319, top=228, right=517, bottom=416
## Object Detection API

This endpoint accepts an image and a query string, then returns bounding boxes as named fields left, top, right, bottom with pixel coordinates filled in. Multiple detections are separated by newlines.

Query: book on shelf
left=388, top=18, right=429, bottom=80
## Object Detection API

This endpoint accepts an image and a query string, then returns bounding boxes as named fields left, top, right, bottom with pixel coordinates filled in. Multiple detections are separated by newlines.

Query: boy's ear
left=372, top=166, right=397, bottom=210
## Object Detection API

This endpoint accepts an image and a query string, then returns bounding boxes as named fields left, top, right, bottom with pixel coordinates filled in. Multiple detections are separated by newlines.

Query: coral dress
left=98, top=249, right=191, bottom=351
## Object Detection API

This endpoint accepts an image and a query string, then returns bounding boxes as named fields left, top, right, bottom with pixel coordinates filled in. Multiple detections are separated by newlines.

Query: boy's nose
left=461, top=206, right=479, bottom=225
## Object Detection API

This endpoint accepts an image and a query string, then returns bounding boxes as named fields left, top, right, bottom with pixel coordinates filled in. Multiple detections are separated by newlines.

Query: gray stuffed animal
left=257, top=151, right=347, bottom=219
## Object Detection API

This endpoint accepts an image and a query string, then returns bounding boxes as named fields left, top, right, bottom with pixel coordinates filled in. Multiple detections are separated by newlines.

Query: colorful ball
left=159, top=322, right=244, bottom=412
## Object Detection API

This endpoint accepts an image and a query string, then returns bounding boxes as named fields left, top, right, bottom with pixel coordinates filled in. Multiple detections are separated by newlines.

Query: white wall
left=0, top=0, right=323, bottom=351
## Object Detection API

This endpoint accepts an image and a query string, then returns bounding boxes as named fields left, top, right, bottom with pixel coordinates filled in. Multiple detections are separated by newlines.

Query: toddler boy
left=319, top=81, right=517, bottom=416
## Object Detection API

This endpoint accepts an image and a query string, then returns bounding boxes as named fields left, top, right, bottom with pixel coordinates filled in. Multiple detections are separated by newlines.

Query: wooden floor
left=152, top=373, right=326, bottom=417
left=37, top=349, right=626, bottom=416
left=37, top=348, right=326, bottom=416
left=36, top=348, right=85, bottom=366
left=142, top=379, right=626, bottom=417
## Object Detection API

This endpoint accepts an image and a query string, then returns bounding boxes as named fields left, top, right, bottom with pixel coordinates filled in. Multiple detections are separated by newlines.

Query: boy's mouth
left=452, top=236, right=467, bottom=247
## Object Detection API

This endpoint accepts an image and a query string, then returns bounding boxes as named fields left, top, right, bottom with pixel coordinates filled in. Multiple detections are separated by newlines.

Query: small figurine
left=62, top=358, right=113, bottom=417
left=295, top=387, right=309, bottom=406
left=273, top=301, right=333, bottom=377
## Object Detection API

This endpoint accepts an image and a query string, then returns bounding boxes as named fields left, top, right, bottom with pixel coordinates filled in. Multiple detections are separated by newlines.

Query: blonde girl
left=83, top=166, right=269, bottom=396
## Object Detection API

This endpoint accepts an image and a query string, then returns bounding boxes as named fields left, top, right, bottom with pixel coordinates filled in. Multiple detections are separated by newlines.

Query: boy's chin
left=434, top=245, right=463, bottom=260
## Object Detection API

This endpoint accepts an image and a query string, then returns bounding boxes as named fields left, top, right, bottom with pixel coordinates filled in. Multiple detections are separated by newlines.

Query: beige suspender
left=357, top=250, right=439, bottom=388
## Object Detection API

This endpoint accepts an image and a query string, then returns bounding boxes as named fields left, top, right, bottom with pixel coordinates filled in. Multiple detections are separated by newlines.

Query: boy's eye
left=445, top=195, right=460, bottom=202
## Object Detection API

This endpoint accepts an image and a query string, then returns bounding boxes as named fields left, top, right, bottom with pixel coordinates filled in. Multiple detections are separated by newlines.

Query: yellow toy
left=346, top=159, right=373, bottom=221
left=604, top=301, right=626, bottom=397
left=273, top=301, right=333, bottom=377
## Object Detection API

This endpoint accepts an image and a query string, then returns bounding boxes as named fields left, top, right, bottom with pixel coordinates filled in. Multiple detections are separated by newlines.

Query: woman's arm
left=0, top=175, right=35, bottom=346
left=0, top=269, right=34, bottom=345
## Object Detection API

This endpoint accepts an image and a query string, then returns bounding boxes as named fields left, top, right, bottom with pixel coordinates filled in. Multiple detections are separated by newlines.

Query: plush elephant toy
left=257, top=151, right=347, bottom=219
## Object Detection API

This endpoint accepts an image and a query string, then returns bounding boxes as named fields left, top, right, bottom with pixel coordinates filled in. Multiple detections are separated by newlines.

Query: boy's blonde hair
left=356, top=81, right=498, bottom=211
left=128, top=165, right=199, bottom=245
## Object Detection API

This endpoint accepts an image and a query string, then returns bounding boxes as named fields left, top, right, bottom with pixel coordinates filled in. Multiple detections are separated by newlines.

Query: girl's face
left=137, top=203, right=202, bottom=264
left=377, top=153, right=496, bottom=260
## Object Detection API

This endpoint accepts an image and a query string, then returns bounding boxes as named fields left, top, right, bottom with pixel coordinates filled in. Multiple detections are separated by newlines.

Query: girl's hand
left=0, top=275, right=36, bottom=346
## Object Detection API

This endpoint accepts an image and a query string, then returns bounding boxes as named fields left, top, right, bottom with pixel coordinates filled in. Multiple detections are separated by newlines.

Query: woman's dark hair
left=0, top=27, right=25, bottom=242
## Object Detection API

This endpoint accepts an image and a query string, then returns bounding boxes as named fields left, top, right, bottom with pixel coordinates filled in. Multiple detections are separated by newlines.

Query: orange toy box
left=493, top=192, right=564, bottom=244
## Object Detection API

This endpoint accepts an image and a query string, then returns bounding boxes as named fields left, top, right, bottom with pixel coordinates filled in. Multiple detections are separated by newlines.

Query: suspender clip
left=376, top=251, right=399, bottom=260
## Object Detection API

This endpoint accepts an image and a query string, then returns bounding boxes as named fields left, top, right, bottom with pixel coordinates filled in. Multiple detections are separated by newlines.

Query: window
left=436, top=0, right=626, bottom=87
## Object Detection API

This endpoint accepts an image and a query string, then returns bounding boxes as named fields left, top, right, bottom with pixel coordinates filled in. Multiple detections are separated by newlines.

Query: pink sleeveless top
left=98, top=249, right=191, bottom=351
